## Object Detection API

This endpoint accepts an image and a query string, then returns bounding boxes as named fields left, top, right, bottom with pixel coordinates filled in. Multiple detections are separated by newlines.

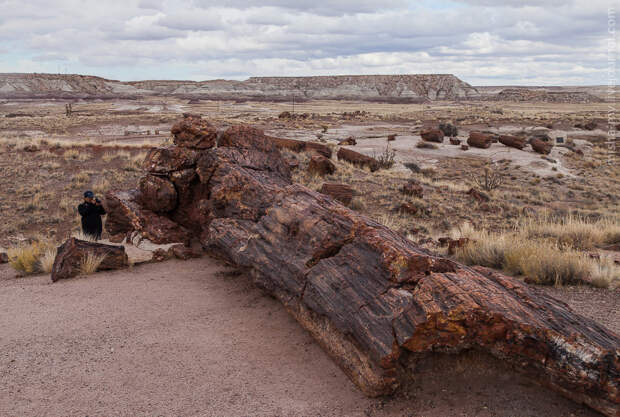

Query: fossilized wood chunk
left=337, top=148, right=380, bottom=172
left=467, top=132, right=493, bottom=149
left=420, top=129, right=444, bottom=143
left=171, top=114, right=217, bottom=149
left=51, top=238, right=128, bottom=282
left=498, top=135, right=527, bottom=150
left=530, top=137, right=553, bottom=154
left=142, top=146, right=199, bottom=173
left=268, top=135, right=333, bottom=158
left=308, top=155, right=336, bottom=176
left=139, top=174, right=177, bottom=213
left=104, top=190, right=191, bottom=244
left=319, top=183, right=354, bottom=206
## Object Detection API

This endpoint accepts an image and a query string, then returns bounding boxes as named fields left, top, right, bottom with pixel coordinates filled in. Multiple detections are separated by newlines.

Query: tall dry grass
left=452, top=220, right=620, bottom=288
left=520, top=215, right=620, bottom=250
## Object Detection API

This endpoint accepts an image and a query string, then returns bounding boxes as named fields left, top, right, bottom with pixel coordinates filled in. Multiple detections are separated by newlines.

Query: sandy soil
left=0, top=258, right=603, bottom=417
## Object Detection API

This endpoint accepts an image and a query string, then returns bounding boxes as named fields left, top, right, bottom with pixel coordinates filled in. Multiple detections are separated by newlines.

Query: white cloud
left=0, top=0, right=614, bottom=85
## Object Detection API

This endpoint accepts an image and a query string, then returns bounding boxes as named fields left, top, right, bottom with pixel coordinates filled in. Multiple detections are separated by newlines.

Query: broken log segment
left=337, top=147, right=380, bottom=172
left=107, top=117, right=620, bottom=416
left=51, top=238, right=128, bottom=282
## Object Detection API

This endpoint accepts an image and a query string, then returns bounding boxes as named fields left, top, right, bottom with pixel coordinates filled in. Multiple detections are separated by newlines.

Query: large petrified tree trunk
left=106, top=115, right=619, bottom=416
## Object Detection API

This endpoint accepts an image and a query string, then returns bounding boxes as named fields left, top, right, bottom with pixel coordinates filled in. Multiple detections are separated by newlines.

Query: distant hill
left=0, top=73, right=479, bottom=102
left=1, top=73, right=611, bottom=103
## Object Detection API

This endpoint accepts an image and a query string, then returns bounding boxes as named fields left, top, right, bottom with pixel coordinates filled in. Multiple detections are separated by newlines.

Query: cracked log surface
left=106, top=115, right=619, bottom=416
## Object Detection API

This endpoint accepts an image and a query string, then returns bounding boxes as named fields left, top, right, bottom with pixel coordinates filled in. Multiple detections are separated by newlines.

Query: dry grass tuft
left=38, top=247, right=58, bottom=274
left=7, top=240, right=55, bottom=275
left=79, top=251, right=107, bottom=275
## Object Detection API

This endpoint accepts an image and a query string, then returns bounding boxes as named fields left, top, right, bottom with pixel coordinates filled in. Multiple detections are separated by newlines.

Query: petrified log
left=171, top=114, right=217, bottom=149
left=51, top=238, right=128, bottom=282
left=498, top=135, right=527, bottom=150
left=104, top=189, right=191, bottom=244
left=308, top=155, right=335, bottom=176
left=112, top=117, right=620, bottom=416
left=467, top=132, right=493, bottom=149
left=319, top=183, right=354, bottom=206
left=531, top=137, right=553, bottom=155
left=420, top=129, right=444, bottom=143
left=142, top=146, right=199, bottom=173
left=138, top=174, right=177, bottom=213
left=337, top=148, right=380, bottom=172
left=268, top=136, right=332, bottom=158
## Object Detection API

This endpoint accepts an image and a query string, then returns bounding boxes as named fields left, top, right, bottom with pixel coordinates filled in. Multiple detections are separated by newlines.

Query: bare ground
left=0, top=257, right=605, bottom=417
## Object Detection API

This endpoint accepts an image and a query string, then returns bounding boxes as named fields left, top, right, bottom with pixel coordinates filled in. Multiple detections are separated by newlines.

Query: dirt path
left=0, top=258, right=602, bottom=417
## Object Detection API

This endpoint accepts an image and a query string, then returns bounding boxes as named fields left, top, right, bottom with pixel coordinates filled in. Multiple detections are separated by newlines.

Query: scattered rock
left=339, top=136, right=357, bottom=146
left=51, top=238, right=128, bottom=282
left=420, top=129, right=444, bottom=143
left=467, top=188, right=490, bottom=202
left=387, top=134, right=396, bottom=142
left=449, top=138, right=461, bottom=145
left=319, top=183, right=355, bottom=206
left=416, top=141, right=438, bottom=149
left=308, top=155, right=336, bottom=176
left=171, top=114, right=217, bottom=149
left=397, top=202, right=418, bottom=215
left=0, top=252, right=8, bottom=263
left=467, top=132, right=493, bottom=149
left=438, top=237, right=471, bottom=255
left=23, top=144, right=39, bottom=152
left=584, top=121, right=598, bottom=131
left=171, top=244, right=203, bottom=260
left=438, top=122, right=458, bottom=137
left=498, top=135, right=527, bottom=150
left=530, top=138, right=553, bottom=155
left=399, top=180, right=423, bottom=198
left=479, top=203, right=501, bottom=213
left=337, top=148, right=380, bottom=172
left=460, top=144, right=469, bottom=151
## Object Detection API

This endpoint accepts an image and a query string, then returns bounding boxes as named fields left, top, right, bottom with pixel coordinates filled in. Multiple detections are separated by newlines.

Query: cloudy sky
left=0, top=0, right=617, bottom=85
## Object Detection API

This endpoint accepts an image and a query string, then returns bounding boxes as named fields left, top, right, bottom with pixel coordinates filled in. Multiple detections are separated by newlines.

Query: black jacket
left=78, top=202, right=106, bottom=235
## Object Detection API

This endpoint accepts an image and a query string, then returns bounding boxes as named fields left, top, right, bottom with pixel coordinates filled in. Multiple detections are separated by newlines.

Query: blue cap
left=84, top=190, right=94, bottom=198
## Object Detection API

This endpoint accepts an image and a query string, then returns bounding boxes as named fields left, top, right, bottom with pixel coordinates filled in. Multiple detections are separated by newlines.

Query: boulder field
left=105, top=114, right=619, bottom=416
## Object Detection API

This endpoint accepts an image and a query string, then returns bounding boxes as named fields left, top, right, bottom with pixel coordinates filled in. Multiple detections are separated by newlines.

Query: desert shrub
left=471, top=164, right=503, bottom=192
left=72, top=231, right=98, bottom=242
left=374, top=144, right=396, bottom=169
left=80, top=252, right=107, bottom=275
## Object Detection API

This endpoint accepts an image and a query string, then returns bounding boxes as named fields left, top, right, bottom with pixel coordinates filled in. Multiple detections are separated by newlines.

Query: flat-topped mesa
left=105, top=115, right=620, bottom=416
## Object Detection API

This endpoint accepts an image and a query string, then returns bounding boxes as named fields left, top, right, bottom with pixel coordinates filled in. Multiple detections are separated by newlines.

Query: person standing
left=78, top=191, right=106, bottom=240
